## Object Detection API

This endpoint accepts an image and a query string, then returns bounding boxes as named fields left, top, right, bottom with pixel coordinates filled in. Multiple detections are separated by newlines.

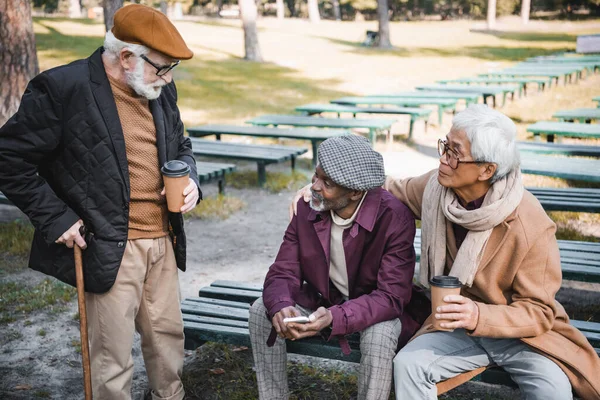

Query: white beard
left=125, top=58, right=166, bottom=100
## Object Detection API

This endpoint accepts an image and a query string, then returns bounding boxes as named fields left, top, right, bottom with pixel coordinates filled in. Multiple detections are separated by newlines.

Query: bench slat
left=181, top=302, right=250, bottom=321
left=211, top=280, right=263, bottom=292
left=188, top=124, right=350, bottom=141
left=247, top=114, right=396, bottom=130
left=184, top=296, right=251, bottom=309
left=199, top=286, right=262, bottom=303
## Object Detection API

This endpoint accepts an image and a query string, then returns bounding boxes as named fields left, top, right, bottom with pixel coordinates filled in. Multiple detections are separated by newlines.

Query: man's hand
left=55, top=220, right=86, bottom=249
left=287, top=307, right=333, bottom=340
left=272, top=306, right=303, bottom=340
left=288, top=183, right=312, bottom=220
left=161, top=178, right=199, bottom=213
left=435, top=295, right=479, bottom=331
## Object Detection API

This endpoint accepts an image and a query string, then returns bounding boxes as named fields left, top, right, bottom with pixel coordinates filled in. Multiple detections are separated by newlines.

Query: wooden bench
left=246, top=114, right=396, bottom=145
left=553, top=108, right=600, bottom=123
left=196, top=162, right=237, bottom=195
left=521, top=154, right=600, bottom=183
left=437, top=77, right=549, bottom=96
left=509, top=64, right=587, bottom=81
left=367, top=91, right=480, bottom=107
left=517, top=141, right=600, bottom=157
left=330, top=96, right=457, bottom=126
left=479, top=71, right=565, bottom=88
left=416, top=84, right=520, bottom=108
left=188, top=125, right=349, bottom=167
left=294, top=103, right=432, bottom=140
left=190, top=138, right=307, bottom=187
left=526, top=121, right=600, bottom=142
left=181, top=280, right=600, bottom=393
left=526, top=187, right=600, bottom=213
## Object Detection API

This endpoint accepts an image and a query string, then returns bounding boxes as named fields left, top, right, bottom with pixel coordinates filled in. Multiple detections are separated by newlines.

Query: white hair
left=451, top=104, right=520, bottom=183
left=103, top=30, right=149, bottom=63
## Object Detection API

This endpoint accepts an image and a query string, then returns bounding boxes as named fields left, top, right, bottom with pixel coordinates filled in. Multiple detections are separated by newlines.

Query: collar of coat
left=307, top=187, right=382, bottom=233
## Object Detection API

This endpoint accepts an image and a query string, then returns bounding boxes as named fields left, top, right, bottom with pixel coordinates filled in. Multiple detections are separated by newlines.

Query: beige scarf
left=420, top=168, right=524, bottom=287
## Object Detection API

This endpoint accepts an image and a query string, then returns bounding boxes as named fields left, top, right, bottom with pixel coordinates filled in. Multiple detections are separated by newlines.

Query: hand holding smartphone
left=283, top=316, right=311, bottom=324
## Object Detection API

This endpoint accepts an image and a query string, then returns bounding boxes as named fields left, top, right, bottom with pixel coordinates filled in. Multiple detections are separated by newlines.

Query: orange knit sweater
left=108, top=75, right=168, bottom=239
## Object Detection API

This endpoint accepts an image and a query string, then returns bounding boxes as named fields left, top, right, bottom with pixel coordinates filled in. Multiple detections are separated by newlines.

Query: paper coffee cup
left=161, top=160, right=191, bottom=213
left=430, top=275, right=462, bottom=331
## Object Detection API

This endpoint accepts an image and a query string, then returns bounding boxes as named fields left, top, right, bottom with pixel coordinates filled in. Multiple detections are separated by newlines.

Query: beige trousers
left=85, top=236, right=185, bottom=400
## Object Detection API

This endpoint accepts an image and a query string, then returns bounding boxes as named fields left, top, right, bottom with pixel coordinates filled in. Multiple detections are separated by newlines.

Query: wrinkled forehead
left=446, top=129, right=471, bottom=154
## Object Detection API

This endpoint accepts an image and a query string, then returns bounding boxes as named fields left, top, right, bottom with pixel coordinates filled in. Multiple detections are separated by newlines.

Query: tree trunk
left=103, top=0, right=123, bottom=32
left=69, top=0, right=82, bottom=18
left=217, top=0, right=224, bottom=16
left=332, top=0, right=341, bottom=20
left=376, top=0, right=391, bottom=48
left=239, top=0, right=263, bottom=61
left=521, top=0, right=530, bottom=24
left=487, top=0, right=496, bottom=30
left=307, top=0, right=320, bottom=22
left=0, top=0, right=39, bottom=126
left=276, top=0, right=285, bottom=19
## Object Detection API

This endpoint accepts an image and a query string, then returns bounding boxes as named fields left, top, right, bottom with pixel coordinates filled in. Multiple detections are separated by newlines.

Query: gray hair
left=451, top=104, right=520, bottom=183
left=103, top=30, right=149, bottom=63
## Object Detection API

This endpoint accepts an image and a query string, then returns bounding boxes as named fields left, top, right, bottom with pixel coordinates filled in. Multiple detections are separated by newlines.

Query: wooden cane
left=74, top=243, right=93, bottom=400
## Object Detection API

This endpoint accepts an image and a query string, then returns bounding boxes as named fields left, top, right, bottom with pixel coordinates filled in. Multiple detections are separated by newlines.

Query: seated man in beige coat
left=386, top=105, right=600, bottom=399
left=290, top=105, right=600, bottom=399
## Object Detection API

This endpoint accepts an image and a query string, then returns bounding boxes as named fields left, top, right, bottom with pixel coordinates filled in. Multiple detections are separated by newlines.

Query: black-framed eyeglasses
left=140, top=54, right=180, bottom=76
left=437, top=139, right=489, bottom=170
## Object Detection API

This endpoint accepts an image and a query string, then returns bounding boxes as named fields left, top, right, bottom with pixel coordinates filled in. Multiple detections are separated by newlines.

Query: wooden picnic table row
left=527, top=121, right=600, bottom=142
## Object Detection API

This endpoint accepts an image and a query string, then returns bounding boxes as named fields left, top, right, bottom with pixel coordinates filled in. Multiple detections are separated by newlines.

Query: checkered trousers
left=248, top=297, right=402, bottom=400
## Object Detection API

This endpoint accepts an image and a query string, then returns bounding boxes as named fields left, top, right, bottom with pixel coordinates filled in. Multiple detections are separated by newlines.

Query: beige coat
left=386, top=170, right=600, bottom=400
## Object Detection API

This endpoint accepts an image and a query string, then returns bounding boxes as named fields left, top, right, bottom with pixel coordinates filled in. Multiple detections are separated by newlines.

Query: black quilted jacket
left=0, top=47, right=200, bottom=293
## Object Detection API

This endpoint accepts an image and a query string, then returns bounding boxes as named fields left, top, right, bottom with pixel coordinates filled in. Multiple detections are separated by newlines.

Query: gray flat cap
left=317, top=134, right=385, bottom=191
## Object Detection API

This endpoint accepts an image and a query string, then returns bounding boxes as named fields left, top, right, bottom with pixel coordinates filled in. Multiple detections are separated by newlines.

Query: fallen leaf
left=232, top=346, right=248, bottom=352
left=14, top=385, right=32, bottom=391
left=209, top=368, right=226, bottom=375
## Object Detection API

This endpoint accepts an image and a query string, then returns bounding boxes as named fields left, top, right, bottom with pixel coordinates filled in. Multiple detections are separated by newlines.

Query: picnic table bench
left=415, top=84, right=519, bottom=107
left=182, top=279, right=600, bottom=394
left=437, top=77, right=545, bottom=96
left=518, top=141, right=600, bottom=157
left=521, top=154, right=600, bottom=183
left=190, top=138, right=307, bottom=187
left=552, top=108, right=600, bottom=123
left=526, top=187, right=600, bottom=213
left=294, top=103, right=431, bottom=140
left=510, top=64, right=587, bottom=80
left=188, top=125, right=348, bottom=167
left=330, top=96, right=456, bottom=126
left=367, top=91, right=480, bottom=107
left=196, top=162, right=237, bottom=195
left=246, top=114, right=396, bottom=145
left=526, top=121, right=600, bottom=142
left=479, top=71, right=566, bottom=87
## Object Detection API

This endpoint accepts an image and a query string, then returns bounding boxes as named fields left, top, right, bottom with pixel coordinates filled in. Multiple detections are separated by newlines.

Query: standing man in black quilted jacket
left=0, top=5, right=200, bottom=400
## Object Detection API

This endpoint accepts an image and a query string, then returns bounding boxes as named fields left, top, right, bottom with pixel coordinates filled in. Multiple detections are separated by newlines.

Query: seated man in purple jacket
left=249, top=135, right=424, bottom=400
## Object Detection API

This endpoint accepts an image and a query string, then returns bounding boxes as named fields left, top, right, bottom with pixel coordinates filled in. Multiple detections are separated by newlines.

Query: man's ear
left=478, top=163, right=497, bottom=182
left=349, top=190, right=364, bottom=201
left=119, top=49, right=135, bottom=71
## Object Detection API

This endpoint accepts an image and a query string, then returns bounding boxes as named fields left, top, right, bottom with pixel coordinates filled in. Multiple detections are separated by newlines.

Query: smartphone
left=283, top=316, right=311, bottom=324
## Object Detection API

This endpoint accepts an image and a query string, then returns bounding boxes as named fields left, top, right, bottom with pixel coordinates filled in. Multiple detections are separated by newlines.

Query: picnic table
left=552, top=108, right=600, bottom=123
left=479, top=71, right=565, bottom=87
left=190, top=138, right=307, bottom=187
left=526, top=121, right=600, bottom=142
left=246, top=114, right=396, bottom=145
left=330, top=96, right=456, bottom=126
left=517, top=141, right=600, bottom=157
left=520, top=154, right=600, bottom=183
left=188, top=125, right=348, bottom=167
left=196, top=162, right=237, bottom=194
left=367, top=91, right=480, bottom=107
left=415, top=84, right=519, bottom=107
left=294, top=103, right=431, bottom=140
left=437, top=77, right=548, bottom=96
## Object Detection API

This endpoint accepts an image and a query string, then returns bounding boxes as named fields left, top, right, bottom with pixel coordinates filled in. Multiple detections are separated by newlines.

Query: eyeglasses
left=140, top=54, right=180, bottom=76
left=437, top=139, right=489, bottom=170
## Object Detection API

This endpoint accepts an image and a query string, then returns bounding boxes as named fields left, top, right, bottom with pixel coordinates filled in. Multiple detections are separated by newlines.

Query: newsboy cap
left=317, top=134, right=385, bottom=191
left=112, top=4, right=193, bottom=60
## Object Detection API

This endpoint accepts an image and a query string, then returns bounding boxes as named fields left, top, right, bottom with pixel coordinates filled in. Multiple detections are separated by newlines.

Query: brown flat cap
left=112, top=4, right=193, bottom=60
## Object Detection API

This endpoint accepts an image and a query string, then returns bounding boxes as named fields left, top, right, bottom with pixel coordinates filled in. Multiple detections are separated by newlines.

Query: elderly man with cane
left=0, top=5, right=200, bottom=399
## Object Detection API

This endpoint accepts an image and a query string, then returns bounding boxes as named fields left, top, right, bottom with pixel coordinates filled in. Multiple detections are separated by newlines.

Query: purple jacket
left=263, top=188, right=425, bottom=346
